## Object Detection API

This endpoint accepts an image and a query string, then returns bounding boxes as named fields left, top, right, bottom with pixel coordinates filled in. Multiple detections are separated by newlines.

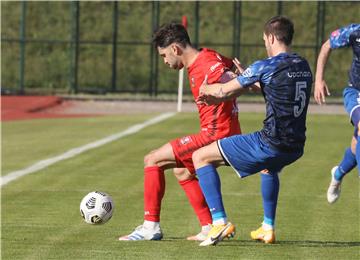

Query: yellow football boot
left=199, top=222, right=236, bottom=246
left=250, top=226, right=275, bottom=244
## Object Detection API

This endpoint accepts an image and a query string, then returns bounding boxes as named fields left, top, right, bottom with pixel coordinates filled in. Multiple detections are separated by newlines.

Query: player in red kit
left=119, top=22, right=240, bottom=241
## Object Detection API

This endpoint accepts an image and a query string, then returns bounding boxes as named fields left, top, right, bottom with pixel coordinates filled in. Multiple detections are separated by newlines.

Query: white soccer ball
left=80, top=191, right=114, bottom=224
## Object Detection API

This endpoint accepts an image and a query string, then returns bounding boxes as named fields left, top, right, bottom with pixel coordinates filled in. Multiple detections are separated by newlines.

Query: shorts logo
left=180, top=136, right=192, bottom=145
left=356, top=38, right=360, bottom=43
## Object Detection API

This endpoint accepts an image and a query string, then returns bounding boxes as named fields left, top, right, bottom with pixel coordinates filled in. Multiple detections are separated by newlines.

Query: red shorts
left=170, top=133, right=216, bottom=174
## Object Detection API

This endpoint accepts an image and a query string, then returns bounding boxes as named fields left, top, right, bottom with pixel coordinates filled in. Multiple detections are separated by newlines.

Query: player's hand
left=198, top=74, right=209, bottom=97
left=196, top=94, right=222, bottom=106
left=233, top=57, right=246, bottom=75
left=314, top=80, right=330, bottom=105
left=196, top=75, right=222, bottom=106
left=197, top=74, right=210, bottom=105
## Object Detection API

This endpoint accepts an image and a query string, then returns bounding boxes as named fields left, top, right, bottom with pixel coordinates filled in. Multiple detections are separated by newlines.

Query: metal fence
left=2, top=1, right=359, bottom=96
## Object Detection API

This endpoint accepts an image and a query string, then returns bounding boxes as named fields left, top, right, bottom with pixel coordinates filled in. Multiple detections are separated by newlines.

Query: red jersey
left=187, top=48, right=241, bottom=139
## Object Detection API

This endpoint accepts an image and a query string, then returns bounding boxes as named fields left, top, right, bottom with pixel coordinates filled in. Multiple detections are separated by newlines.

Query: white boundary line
left=1, top=112, right=176, bottom=187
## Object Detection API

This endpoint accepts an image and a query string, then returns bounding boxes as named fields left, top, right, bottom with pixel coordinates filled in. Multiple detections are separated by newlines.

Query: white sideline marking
left=1, top=112, right=176, bottom=187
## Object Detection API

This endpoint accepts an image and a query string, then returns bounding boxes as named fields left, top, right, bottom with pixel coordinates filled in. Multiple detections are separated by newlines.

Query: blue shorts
left=343, top=87, right=360, bottom=136
left=218, top=132, right=303, bottom=178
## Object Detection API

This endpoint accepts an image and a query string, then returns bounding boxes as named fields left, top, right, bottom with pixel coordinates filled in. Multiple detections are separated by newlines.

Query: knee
left=357, top=122, right=360, bottom=136
left=144, top=151, right=158, bottom=167
left=192, top=148, right=207, bottom=168
left=173, top=168, right=193, bottom=181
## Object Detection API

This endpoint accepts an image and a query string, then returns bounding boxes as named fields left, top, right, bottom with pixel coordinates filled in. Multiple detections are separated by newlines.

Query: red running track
left=1, top=96, right=93, bottom=121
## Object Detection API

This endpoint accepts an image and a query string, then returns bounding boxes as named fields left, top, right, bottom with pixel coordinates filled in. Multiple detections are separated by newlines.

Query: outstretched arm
left=233, top=58, right=261, bottom=93
left=196, top=75, right=247, bottom=105
left=314, top=39, right=332, bottom=105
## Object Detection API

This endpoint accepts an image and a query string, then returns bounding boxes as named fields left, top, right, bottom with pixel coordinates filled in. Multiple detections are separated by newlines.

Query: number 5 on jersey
left=294, top=81, right=307, bottom=117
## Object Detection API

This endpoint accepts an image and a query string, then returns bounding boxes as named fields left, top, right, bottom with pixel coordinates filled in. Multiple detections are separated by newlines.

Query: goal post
left=177, top=15, right=188, bottom=112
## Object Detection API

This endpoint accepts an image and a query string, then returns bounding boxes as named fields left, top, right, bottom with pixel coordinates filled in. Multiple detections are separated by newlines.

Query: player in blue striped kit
left=192, top=15, right=313, bottom=246
left=314, top=24, right=360, bottom=204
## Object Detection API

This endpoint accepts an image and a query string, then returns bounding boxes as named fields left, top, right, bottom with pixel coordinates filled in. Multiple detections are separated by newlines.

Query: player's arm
left=197, top=59, right=264, bottom=105
left=233, top=57, right=261, bottom=93
left=314, top=39, right=331, bottom=105
left=196, top=76, right=247, bottom=105
left=219, top=70, right=237, bottom=83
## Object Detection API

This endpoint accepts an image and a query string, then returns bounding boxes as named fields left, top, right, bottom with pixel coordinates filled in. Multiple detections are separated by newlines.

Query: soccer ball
left=80, top=191, right=114, bottom=224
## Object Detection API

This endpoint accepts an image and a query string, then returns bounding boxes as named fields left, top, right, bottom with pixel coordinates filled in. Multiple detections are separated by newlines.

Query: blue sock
left=261, top=172, right=279, bottom=228
left=196, top=165, right=226, bottom=222
left=335, top=147, right=357, bottom=181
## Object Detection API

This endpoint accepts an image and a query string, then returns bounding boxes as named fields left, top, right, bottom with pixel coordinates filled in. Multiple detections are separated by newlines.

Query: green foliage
left=2, top=112, right=359, bottom=259
left=1, top=2, right=360, bottom=95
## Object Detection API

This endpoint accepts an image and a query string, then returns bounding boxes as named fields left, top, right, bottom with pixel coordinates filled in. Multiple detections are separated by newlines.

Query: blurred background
left=2, top=1, right=360, bottom=98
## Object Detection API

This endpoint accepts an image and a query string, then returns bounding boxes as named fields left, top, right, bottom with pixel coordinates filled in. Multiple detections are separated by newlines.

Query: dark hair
left=264, top=16, right=294, bottom=45
left=152, top=22, right=191, bottom=48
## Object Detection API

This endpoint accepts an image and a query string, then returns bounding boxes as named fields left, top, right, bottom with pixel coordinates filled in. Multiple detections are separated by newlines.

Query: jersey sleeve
left=329, top=24, right=360, bottom=49
left=236, top=59, right=269, bottom=87
left=206, top=56, right=233, bottom=85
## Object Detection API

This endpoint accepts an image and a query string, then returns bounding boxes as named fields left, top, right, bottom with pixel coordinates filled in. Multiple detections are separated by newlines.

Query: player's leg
left=142, top=143, right=177, bottom=222
left=194, top=132, right=274, bottom=246
left=327, top=88, right=360, bottom=203
left=334, top=137, right=357, bottom=182
left=355, top=121, right=360, bottom=176
left=170, top=134, right=216, bottom=240
left=173, top=168, right=212, bottom=241
left=250, top=170, right=278, bottom=244
left=192, top=141, right=228, bottom=224
left=251, top=144, right=305, bottom=244
left=327, top=137, right=357, bottom=204
left=192, top=141, right=235, bottom=246
left=119, top=143, right=176, bottom=241
left=342, top=87, right=360, bottom=175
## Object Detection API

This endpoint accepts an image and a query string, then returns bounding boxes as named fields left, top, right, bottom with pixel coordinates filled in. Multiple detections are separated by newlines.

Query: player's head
left=263, top=16, right=294, bottom=56
left=152, top=22, right=191, bottom=70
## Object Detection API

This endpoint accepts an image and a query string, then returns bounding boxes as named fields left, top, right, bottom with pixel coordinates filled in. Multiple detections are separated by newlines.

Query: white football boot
left=327, top=166, right=342, bottom=204
left=118, top=224, right=163, bottom=241
left=187, top=224, right=211, bottom=241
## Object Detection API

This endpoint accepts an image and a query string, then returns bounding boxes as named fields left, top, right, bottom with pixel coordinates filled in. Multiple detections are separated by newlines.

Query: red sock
left=179, top=178, right=212, bottom=226
left=144, top=166, right=165, bottom=222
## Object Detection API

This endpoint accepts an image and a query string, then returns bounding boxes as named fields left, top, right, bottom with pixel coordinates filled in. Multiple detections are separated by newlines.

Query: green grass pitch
left=2, top=112, right=359, bottom=259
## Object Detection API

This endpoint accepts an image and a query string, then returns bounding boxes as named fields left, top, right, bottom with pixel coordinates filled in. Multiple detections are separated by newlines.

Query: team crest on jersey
left=331, top=29, right=340, bottom=38
left=180, top=136, right=192, bottom=145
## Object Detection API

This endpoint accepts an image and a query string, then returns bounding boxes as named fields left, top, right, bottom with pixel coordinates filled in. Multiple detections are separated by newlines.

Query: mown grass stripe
left=1, top=112, right=175, bottom=187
